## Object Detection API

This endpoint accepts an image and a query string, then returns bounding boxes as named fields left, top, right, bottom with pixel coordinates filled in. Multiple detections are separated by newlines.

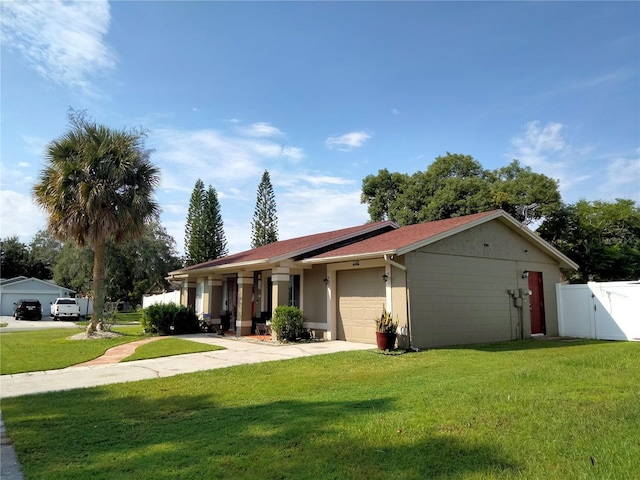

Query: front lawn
left=2, top=340, right=638, bottom=479
left=0, top=326, right=146, bottom=374
left=121, top=337, right=224, bottom=362
left=0, top=327, right=223, bottom=374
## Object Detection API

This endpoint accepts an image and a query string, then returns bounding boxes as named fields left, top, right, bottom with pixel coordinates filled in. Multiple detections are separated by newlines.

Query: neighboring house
left=167, top=210, right=578, bottom=349
left=0, top=277, right=75, bottom=317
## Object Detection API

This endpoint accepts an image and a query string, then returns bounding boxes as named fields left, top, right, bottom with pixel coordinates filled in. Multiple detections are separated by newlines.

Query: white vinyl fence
left=557, top=281, right=640, bottom=341
left=142, top=290, right=181, bottom=309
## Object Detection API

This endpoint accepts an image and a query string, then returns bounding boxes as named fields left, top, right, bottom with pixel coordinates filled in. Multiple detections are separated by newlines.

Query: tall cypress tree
left=251, top=170, right=278, bottom=248
left=202, top=185, right=228, bottom=260
left=184, top=179, right=206, bottom=266
left=185, top=179, right=228, bottom=266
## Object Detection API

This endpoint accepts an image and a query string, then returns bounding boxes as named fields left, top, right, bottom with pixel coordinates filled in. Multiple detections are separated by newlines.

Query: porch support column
left=271, top=267, right=290, bottom=315
left=236, top=273, right=254, bottom=336
left=209, top=276, right=223, bottom=326
left=181, top=280, right=196, bottom=310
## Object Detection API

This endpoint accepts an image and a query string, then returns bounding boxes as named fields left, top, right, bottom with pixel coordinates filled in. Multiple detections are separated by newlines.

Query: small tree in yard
left=32, top=110, right=160, bottom=334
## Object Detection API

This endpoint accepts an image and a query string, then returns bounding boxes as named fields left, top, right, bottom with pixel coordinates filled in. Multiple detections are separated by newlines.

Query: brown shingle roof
left=176, top=220, right=396, bottom=273
left=306, top=210, right=501, bottom=260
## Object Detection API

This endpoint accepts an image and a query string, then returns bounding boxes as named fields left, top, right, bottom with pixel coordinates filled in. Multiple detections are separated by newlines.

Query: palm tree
left=33, top=111, right=160, bottom=334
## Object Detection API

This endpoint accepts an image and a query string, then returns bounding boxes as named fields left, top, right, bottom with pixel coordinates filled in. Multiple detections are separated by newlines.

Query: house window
left=289, top=274, right=301, bottom=307
left=195, top=281, right=204, bottom=315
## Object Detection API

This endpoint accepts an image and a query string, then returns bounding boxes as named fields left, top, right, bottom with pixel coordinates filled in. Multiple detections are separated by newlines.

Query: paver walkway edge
left=72, top=336, right=165, bottom=367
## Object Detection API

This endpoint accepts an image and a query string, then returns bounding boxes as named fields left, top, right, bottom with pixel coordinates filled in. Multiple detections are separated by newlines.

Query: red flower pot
left=376, top=332, right=397, bottom=351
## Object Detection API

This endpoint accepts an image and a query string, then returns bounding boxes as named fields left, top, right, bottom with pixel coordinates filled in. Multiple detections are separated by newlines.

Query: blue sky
left=1, top=1, right=639, bottom=256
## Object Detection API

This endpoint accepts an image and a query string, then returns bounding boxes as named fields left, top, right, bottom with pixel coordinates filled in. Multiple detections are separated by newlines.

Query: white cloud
left=21, top=135, right=48, bottom=157
left=391, top=108, right=399, bottom=115
left=0, top=190, right=47, bottom=242
left=296, top=174, right=354, bottom=186
left=278, top=186, right=368, bottom=242
left=151, top=124, right=306, bottom=194
left=282, top=146, right=304, bottom=161
left=510, top=121, right=568, bottom=168
left=509, top=121, right=640, bottom=203
left=598, top=154, right=640, bottom=202
left=325, top=131, right=372, bottom=151
left=1, top=0, right=115, bottom=96
left=509, top=121, right=596, bottom=193
left=238, top=122, right=284, bottom=137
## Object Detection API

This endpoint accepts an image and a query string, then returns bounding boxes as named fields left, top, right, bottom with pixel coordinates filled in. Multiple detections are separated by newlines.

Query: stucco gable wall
left=416, top=220, right=555, bottom=266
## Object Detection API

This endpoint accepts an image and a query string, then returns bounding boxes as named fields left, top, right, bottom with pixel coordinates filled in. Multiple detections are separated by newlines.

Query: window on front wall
left=289, top=274, right=300, bottom=307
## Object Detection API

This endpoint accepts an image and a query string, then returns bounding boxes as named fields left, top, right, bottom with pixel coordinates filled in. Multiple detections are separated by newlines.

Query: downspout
left=384, top=255, right=414, bottom=350
left=383, top=254, right=406, bottom=272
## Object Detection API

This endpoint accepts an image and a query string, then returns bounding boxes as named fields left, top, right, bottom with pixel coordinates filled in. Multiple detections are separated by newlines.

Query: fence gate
left=557, top=282, right=640, bottom=341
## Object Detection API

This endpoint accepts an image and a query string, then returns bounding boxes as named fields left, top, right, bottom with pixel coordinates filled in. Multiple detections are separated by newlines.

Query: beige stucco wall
left=407, top=220, right=565, bottom=349
left=390, top=261, right=408, bottom=329
left=303, top=264, right=328, bottom=330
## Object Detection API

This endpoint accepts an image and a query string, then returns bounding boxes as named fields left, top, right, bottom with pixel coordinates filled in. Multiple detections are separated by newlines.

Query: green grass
left=110, top=311, right=143, bottom=324
left=0, top=327, right=224, bottom=374
left=121, top=338, right=224, bottom=361
left=2, top=340, right=638, bottom=479
left=78, top=311, right=143, bottom=326
left=0, top=326, right=146, bottom=374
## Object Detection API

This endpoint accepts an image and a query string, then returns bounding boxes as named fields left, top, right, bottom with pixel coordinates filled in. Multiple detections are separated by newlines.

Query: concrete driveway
left=0, top=315, right=82, bottom=333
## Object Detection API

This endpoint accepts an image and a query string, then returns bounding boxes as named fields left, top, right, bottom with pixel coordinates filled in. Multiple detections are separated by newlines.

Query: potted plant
left=375, top=305, right=398, bottom=350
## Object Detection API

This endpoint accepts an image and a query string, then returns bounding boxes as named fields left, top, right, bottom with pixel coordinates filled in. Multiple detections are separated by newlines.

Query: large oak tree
left=361, top=153, right=560, bottom=225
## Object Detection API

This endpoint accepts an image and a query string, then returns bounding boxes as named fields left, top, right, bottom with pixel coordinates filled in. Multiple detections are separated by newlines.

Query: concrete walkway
left=1, top=334, right=374, bottom=399
left=0, top=334, right=374, bottom=479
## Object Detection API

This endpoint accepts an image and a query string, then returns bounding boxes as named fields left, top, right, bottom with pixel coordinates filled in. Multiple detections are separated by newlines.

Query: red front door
left=528, top=271, right=546, bottom=335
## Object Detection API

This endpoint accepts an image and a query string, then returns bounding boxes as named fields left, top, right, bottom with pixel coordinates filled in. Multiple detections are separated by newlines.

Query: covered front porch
left=170, top=264, right=309, bottom=338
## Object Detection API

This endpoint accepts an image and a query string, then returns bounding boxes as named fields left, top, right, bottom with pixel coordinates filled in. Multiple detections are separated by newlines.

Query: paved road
left=0, top=315, right=82, bottom=333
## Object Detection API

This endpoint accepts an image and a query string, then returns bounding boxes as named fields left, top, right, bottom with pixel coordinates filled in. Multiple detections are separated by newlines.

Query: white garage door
left=1, top=293, right=61, bottom=316
left=1, top=293, right=25, bottom=316
left=337, top=268, right=386, bottom=344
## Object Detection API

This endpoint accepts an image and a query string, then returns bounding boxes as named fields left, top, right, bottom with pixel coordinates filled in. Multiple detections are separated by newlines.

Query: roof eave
left=302, top=250, right=396, bottom=265
left=269, top=220, right=398, bottom=264
left=169, top=259, right=271, bottom=278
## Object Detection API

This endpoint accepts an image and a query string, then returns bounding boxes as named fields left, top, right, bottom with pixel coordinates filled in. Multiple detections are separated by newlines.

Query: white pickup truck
left=50, top=298, right=81, bottom=321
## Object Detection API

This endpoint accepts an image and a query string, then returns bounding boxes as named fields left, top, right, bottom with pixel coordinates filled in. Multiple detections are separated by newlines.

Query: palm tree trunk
left=87, top=236, right=106, bottom=335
